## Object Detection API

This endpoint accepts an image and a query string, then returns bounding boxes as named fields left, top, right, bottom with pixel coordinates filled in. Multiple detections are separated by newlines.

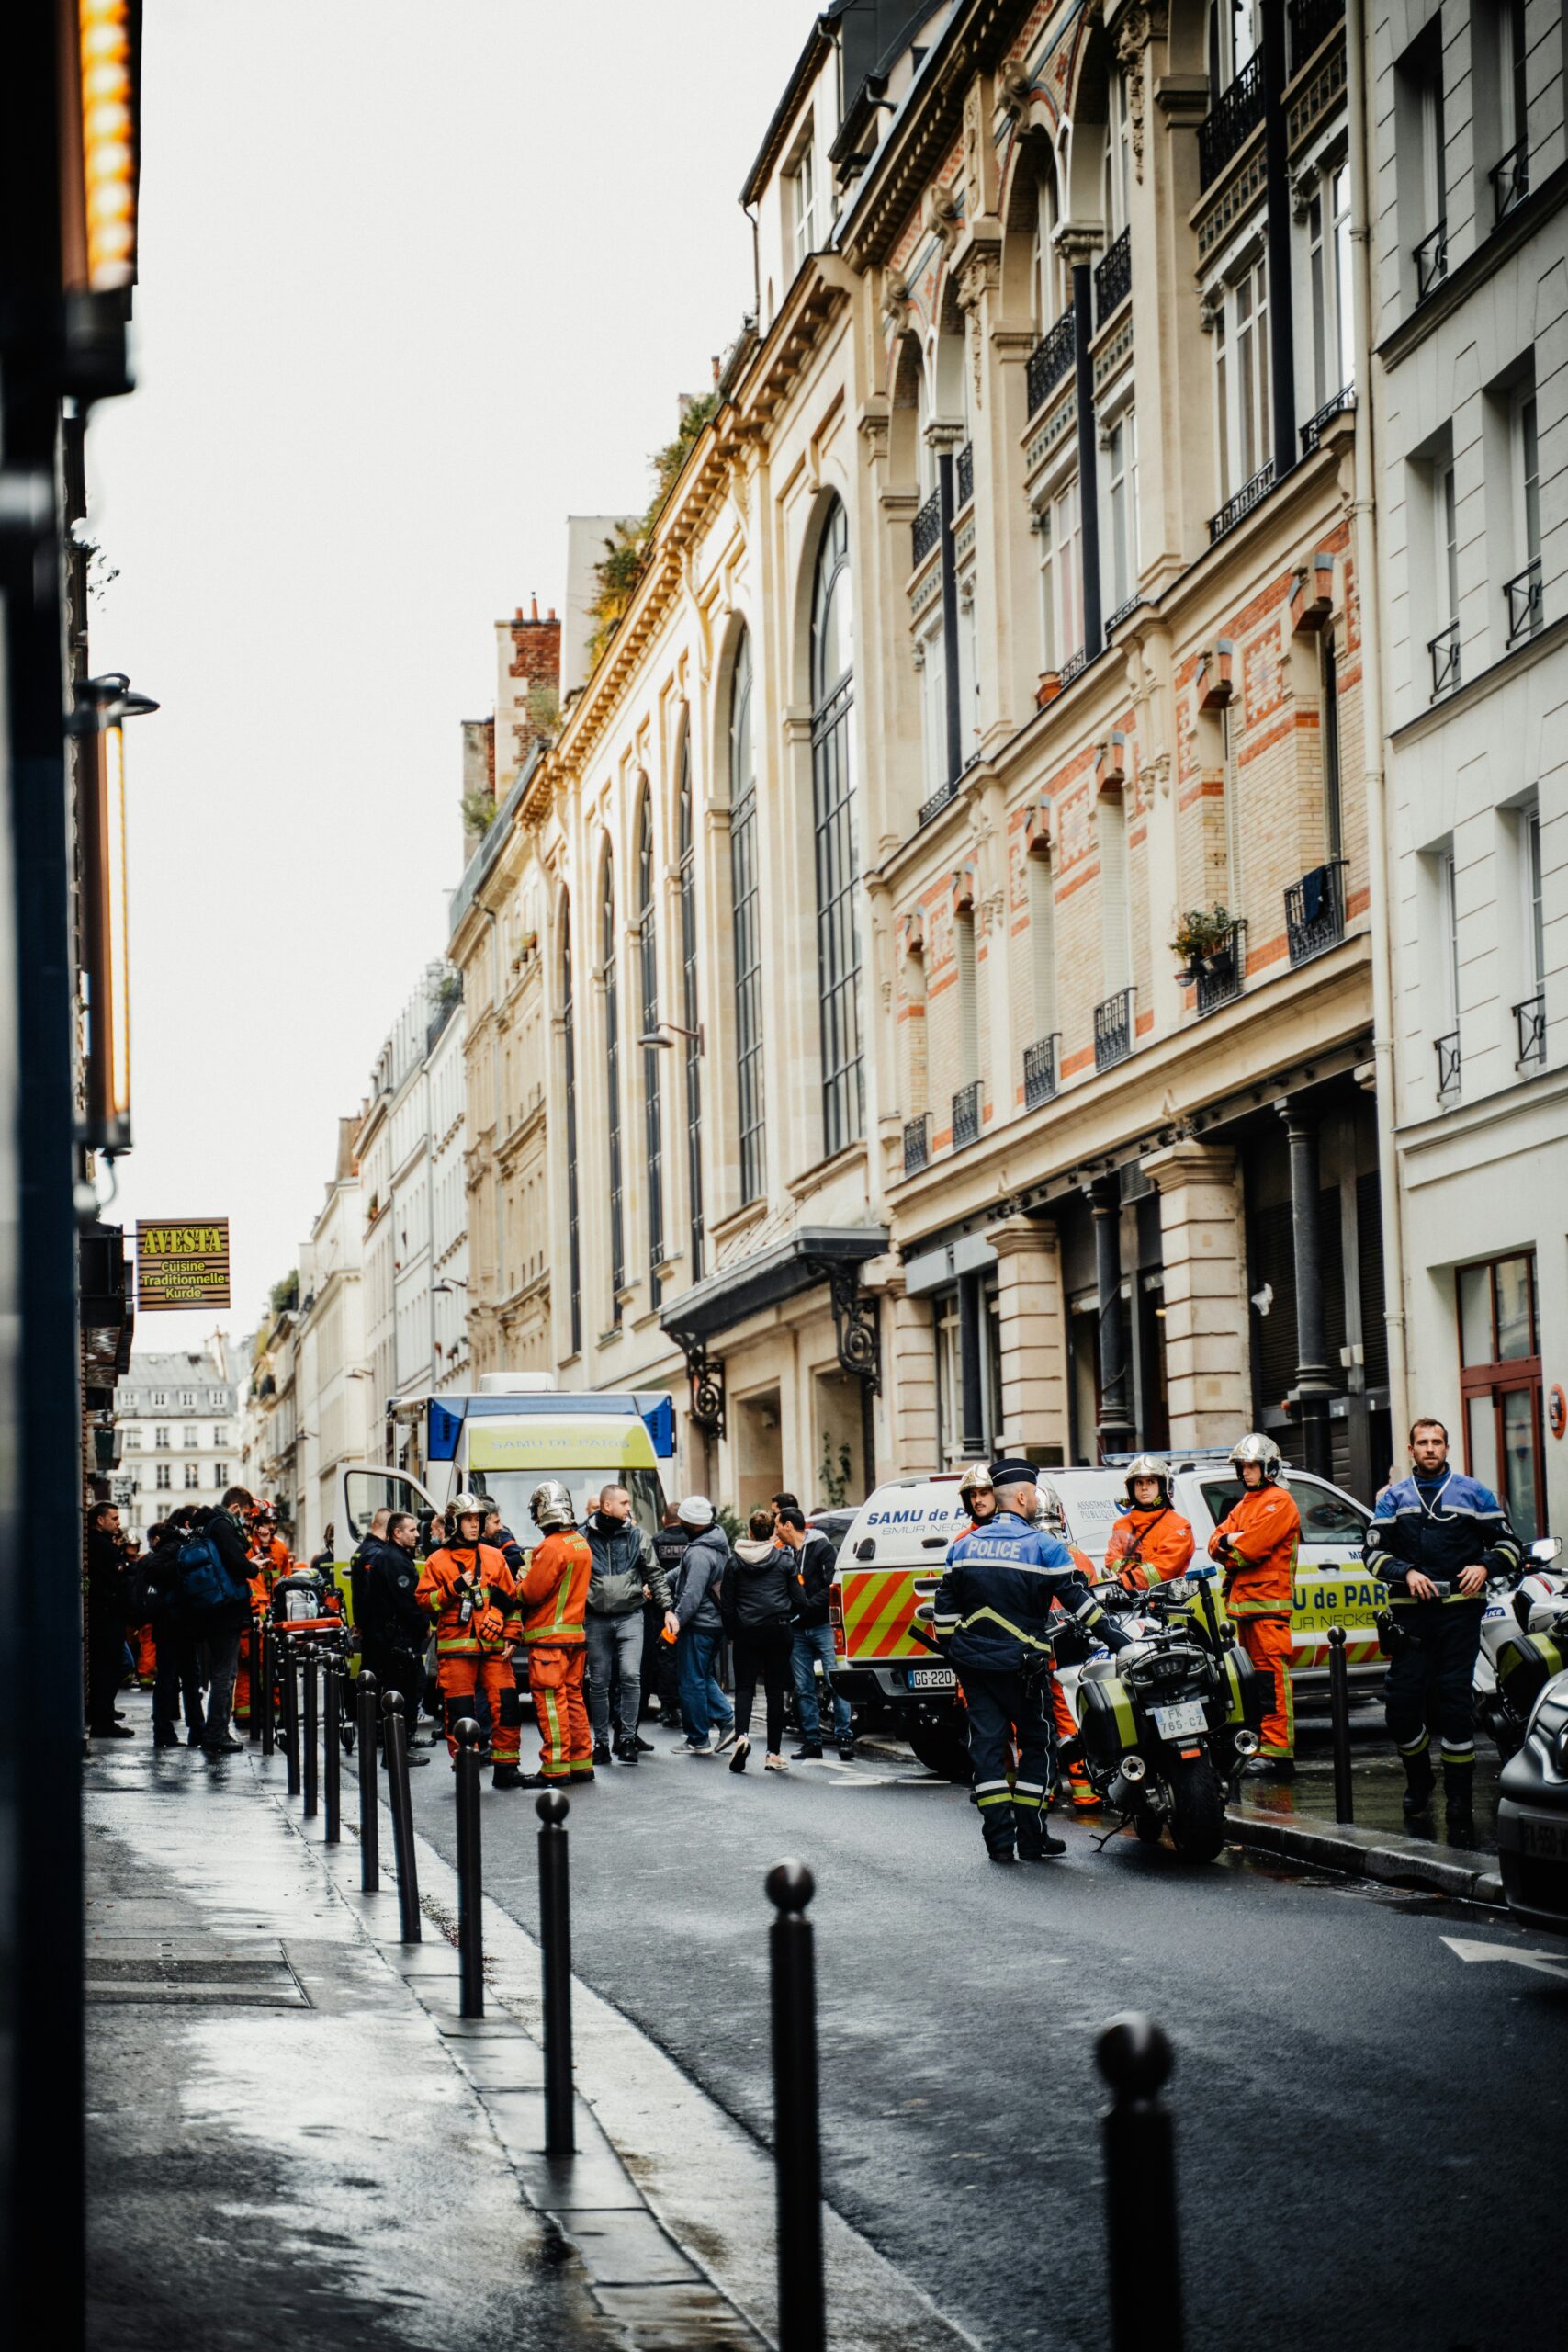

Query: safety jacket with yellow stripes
left=416, top=1541, right=521, bottom=1657
left=517, top=1530, right=592, bottom=1645
left=932, top=1510, right=1128, bottom=1676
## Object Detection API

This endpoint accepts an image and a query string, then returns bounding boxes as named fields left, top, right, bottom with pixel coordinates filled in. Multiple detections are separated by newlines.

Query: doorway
left=734, top=1386, right=784, bottom=1519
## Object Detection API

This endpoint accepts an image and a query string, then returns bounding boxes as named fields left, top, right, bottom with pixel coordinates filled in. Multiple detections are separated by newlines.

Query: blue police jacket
left=1363, top=1468, right=1520, bottom=1604
left=932, top=1510, right=1127, bottom=1676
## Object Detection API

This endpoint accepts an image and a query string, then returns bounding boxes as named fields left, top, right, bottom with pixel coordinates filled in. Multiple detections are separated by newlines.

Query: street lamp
left=73, top=670, right=157, bottom=1153
left=637, top=1018, right=704, bottom=1054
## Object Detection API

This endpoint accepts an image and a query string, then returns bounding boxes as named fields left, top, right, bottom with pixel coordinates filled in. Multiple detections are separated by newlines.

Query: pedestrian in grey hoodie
left=670, top=1497, right=736, bottom=1753
left=584, top=1485, right=677, bottom=1764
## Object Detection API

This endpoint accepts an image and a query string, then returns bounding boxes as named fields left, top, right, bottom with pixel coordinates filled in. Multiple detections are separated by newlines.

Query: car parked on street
left=1495, top=1668, right=1568, bottom=1928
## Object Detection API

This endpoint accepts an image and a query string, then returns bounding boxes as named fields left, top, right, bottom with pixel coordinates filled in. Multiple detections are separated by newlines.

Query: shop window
left=1457, top=1250, right=1545, bottom=1538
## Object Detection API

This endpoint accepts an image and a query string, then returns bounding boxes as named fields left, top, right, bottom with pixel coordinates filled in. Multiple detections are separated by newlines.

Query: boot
left=592, top=1741, right=614, bottom=1767
left=1442, top=1760, right=1475, bottom=1844
left=1402, top=1749, right=1437, bottom=1819
left=612, top=1736, right=640, bottom=1766
left=987, top=1844, right=1018, bottom=1866
left=1017, top=1824, right=1068, bottom=1861
left=491, top=1763, right=524, bottom=1791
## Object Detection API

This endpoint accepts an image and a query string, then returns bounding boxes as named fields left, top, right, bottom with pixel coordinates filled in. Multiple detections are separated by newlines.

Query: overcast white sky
left=89, top=0, right=809, bottom=1349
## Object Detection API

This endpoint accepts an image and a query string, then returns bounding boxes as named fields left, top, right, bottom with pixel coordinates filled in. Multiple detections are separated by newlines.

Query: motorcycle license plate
left=908, top=1666, right=956, bottom=1690
left=1152, top=1700, right=1208, bottom=1740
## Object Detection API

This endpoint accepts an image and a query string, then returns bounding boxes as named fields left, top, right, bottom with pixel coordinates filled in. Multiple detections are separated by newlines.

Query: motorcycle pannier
left=1495, top=1632, right=1563, bottom=1720
left=1223, top=1645, right=1269, bottom=1737
left=1078, top=1675, right=1137, bottom=1771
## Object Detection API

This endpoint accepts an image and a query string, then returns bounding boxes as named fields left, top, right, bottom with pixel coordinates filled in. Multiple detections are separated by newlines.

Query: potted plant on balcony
left=1170, top=905, right=1234, bottom=985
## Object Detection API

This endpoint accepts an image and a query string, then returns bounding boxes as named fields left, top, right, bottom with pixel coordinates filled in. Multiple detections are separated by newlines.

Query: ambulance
left=830, top=1455, right=1382, bottom=1777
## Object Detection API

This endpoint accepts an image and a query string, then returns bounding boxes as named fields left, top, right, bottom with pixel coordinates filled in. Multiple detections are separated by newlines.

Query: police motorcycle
left=1472, top=1534, right=1566, bottom=1760
left=269, top=1564, right=356, bottom=1751
left=1055, top=1569, right=1269, bottom=1861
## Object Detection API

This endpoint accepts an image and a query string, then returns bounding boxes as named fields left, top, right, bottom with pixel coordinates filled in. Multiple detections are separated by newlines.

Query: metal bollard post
left=302, top=1645, right=320, bottom=1821
left=455, top=1718, right=485, bottom=2018
left=247, top=1615, right=262, bottom=1743
left=382, top=1691, right=423, bottom=1943
left=766, top=1860, right=826, bottom=2352
left=259, top=1623, right=276, bottom=1758
left=281, top=1635, right=300, bottom=1797
left=356, top=1671, right=379, bottom=1893
left=1326, top=1623, right=1354, bottom=1825
left=536, top=1792, right=574, bottom=2154
left=322, top=1658, right=342, bottom=1846
left=1097, top=2015, right=1183, bottom=2352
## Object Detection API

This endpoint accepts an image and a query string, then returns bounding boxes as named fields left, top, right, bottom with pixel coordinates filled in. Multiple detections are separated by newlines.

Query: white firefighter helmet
left=1228, top=1432, right=1281, bottom=1482
left=1034, top=1477, right=1068, bottom=1535
left=449, top=1490, right=485, bottom=1525
left=530, top=1479, right=575, bottom=1532
left=957, top=1462, right=993, bottom=1504
left=1121, top=1453, right=1172, bottom=1509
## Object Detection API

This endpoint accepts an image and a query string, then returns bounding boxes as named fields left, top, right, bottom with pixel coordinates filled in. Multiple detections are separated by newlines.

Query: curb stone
left=1225, top=1803, right=1506, bottom=1905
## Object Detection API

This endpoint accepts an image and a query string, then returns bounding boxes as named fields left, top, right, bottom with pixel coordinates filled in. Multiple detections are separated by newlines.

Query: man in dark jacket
left=777, top=1509, right=853, bottom=1760
left=359, top=1512, right=432, bottom=1766
left=645, top=1505, right=690, bottom=1733
left=148, top=1510, right=206, bottom=1748
left=584, top=1486, right=676, bottom=1764
left=85, top=1500, right=134, bottom=1737
left=670, top=1497, right=737, bottom=1755
left=194, top=1487, right=256, bottom=1753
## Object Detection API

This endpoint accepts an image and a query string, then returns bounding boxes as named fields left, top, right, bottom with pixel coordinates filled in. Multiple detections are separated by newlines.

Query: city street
left=401, top=1735, right=1568, bottom=2352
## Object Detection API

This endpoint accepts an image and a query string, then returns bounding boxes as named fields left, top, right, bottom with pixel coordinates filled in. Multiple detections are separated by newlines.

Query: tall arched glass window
left=636, top=788, right=663, bottom=1302
left=810, top=499, right=863, bottom=1156
left=677, top=720, right=704, bottom=1276
left=729, top=628, right=764, bottom=1202
left=602, top=847, right=624, bottom=1320
left=560, top=899, right=581, bottom=1357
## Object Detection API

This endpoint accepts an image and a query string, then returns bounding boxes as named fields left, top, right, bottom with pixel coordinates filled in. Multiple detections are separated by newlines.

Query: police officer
left=359, top=1511, right=432, bottom=1767
left=1364, top=1415, right=1520, bottom=1838
left=932, top=1459, right=1130, bottom=1866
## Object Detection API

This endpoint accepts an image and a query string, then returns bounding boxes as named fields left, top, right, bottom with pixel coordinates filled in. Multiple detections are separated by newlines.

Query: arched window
left=810, top=499, right=863, bottom=1156
left=560, top=900, right=581, bottom=1357
left=636, top=788, right=663, bottom=1300
left=602, top=847, right=624, bottom=1319
left=1032, top=163, right=1061, bottom=331
left=729, top=628, right=764, bottom=1202
left=677, top=718, right=704, bottom=1276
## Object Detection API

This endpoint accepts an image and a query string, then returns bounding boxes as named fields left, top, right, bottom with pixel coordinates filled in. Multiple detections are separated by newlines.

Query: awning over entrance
left=660, top=1225, right=888, bottom=1438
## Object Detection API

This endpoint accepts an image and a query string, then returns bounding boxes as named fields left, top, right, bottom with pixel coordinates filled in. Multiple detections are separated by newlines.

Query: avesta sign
left=136, top=1220, right=231, bottom=1312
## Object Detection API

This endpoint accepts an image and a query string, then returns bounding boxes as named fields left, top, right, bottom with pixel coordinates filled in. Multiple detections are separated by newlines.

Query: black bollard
left=356, top=1670, right=379, bottom=1893
left=1097, top=2015, right=1183, bottom=2352
left=323, top=1658, right=342, bottom=1846
left=766, top=1860, right=826, bottom=2352
left=259, top=1623, right=276, bottom=1758
left=455, top=1718, right=485, bottom=2018
left=536, top=1792, right=574, bottom=2154
left=247, top=1615, right=262, bottom=1743
left=1326, top=1623, right=1354, bottom=1825
left=383, top=1691, right=422, bottom=1943
left=302, top=1645, right=320, bottom=1820
left=281, top=1634, right=300, bottom=1797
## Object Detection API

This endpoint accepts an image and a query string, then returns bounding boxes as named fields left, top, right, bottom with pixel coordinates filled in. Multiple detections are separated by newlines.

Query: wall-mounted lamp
left=73, top=670, right=158, bottom=1152
left=637, top=1019, right=704, bottom=1055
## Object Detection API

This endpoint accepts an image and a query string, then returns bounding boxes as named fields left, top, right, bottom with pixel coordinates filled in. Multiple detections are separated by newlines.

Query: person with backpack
left=669, top=1497, right=736, bottom=1756
left=147, top=1510, right=205, bottom=1748
left=722, top=1509, right=798, bottom=1776
left=178, top=1487, right=257, bottom=1753
left=775, top=1507, right=854, bottom=1761
left=583, top=1485, right=676, bottom=1767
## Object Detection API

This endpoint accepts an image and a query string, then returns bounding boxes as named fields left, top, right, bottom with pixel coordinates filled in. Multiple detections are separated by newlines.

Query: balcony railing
left=955, top=440, right=974, bottom=508
left=1026, top=306, right=1076, bottom=415
left=1515, top=992, right=1546, bottom=1071
left=1209, top=460, right=1275, bottom=546
left=1059, top=646, right=1089, bottom=684
left=1023, top=1033, right=1060, bottom=1111
left=919, top=776, right=959, bottom=826
left=1289, top=0, right=1345, bottom=71
left=903, top=1113, right=931, bottom=1175
left=1300, top=384, right=1356, bottom=455
left=911, top=485, right=942, bottom=566
left=1199, top=51, right=1265, bottom=189
left=1284, top=857, right=1347, bottom=967
left=952, top=1080, right=982, bottom=1150
left=1434, top=1029, right=1461, bottom=1102
left=1415, top=220, right=1448, bottom=300
left=1094, top=227, right=1131, bottom=327
left=1193, top=920, right=1247, bottom=1014
left=1505, top=557, right=1542, bottom=649
left=1492, top=138, right=1529, bottom=224
left=1094, top=987, right=1135, bottom=1072
left=1428, top=619, right=1461, bottom=701
left=1105, top=594, right=1141, bottom=637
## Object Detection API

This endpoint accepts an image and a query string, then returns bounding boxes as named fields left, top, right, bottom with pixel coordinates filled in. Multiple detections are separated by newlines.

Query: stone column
left=886, top=1274, right=938, bottom=1474
left=1280, top=1096, right=1334, bottom=1476
left=1090, top=1179, right=1134, bottom=1453
left=1145, top=1140, right=1249, bottom=1444
left=986, top=1217, right=1069, bottom=1460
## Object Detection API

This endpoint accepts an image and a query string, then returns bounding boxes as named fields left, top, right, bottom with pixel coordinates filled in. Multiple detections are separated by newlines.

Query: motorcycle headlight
left=1163, top=1577, right=1192, bottom=1605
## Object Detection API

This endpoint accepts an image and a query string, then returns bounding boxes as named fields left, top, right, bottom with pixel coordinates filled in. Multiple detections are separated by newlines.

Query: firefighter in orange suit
left=1106, top=1456, right=1196, bottom=1590
left=1038, top=1478, right=1103, bottom=1811
left=1208, top=1432, right=1300, bottom=1780
left=417, top=1492, right=525, bottom=1790
left=233, top=1507, right=293, bottom=1726
left=517, top=1479, right=593, bottom=1786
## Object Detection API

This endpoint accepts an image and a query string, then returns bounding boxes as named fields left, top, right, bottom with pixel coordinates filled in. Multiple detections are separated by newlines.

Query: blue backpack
left=177, top=1531, right=248, bottom=1618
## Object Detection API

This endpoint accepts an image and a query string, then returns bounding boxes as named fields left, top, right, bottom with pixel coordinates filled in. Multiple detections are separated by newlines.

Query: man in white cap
left=668, top=1496, right=737, bottom=1755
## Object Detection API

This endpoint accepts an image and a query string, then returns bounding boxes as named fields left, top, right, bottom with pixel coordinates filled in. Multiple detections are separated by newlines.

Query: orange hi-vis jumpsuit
left=1208, top=1482, right=1301, bottom=1759
left=518, top=1531, right=593, bottom=1781
left=1051, top=1542, right=1102, bottom=1808
left=1106, top=1505, right=1196, bottom=1590
left=234, top=1534, right=290, bottom=1724
left=417, top=1541, right=524, bottom=1766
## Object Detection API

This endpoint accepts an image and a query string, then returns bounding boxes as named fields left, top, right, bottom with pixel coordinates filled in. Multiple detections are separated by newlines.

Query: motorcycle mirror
left=1529, top=1535, right=1563, bottom=1565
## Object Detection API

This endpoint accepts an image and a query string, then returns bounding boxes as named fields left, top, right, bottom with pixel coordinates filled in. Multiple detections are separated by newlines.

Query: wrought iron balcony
left=1026, top=306, right=1076, bottom=415
left=1209, top=460, right=1275, bottom=546
left=1428, top=619, right=1461, bottom=701
left=1105, top=594, right=1141, bottom=637
left=919, top=776, right=959, bottom=826
left=1289, top=0, right=1345, bottom=71
left=955, top=440, right=974, bottom=508
left=1198, top=52, right=1265, bottom=190
left=1094, top=987, right=1135, bottom=1072
left=1415, top=220, right=1448, bottom=300
left=911, top=485, right=942, bottom=567
left=1094, top=228, right=1131, bottom=327
left=1059, top=646, right=1089, bottom=684
left=1515, top=992, right=1546, bottom=1071
left=903, top=1113, right=931, bottom=1175
left=1300, top=384, right=1356, bottom=455
left=1505, top=557, right=1542, bottom=649
left=1492, top=138, right=1529, bottom=224
left=1023, top=1033, right=1060, bottom=1111
left=952, top=1080, right=982, bottom=1150
left=1284, top=857, right=1347, bottom=967
left=1193, top=920, right=1247, bottom=1014
left=1434, top=1029, right=1461, bottom=1102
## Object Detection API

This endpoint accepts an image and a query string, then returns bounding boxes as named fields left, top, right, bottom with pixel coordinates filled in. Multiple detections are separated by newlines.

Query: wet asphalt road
left=401, top=1735, right=1568, bottom=2352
